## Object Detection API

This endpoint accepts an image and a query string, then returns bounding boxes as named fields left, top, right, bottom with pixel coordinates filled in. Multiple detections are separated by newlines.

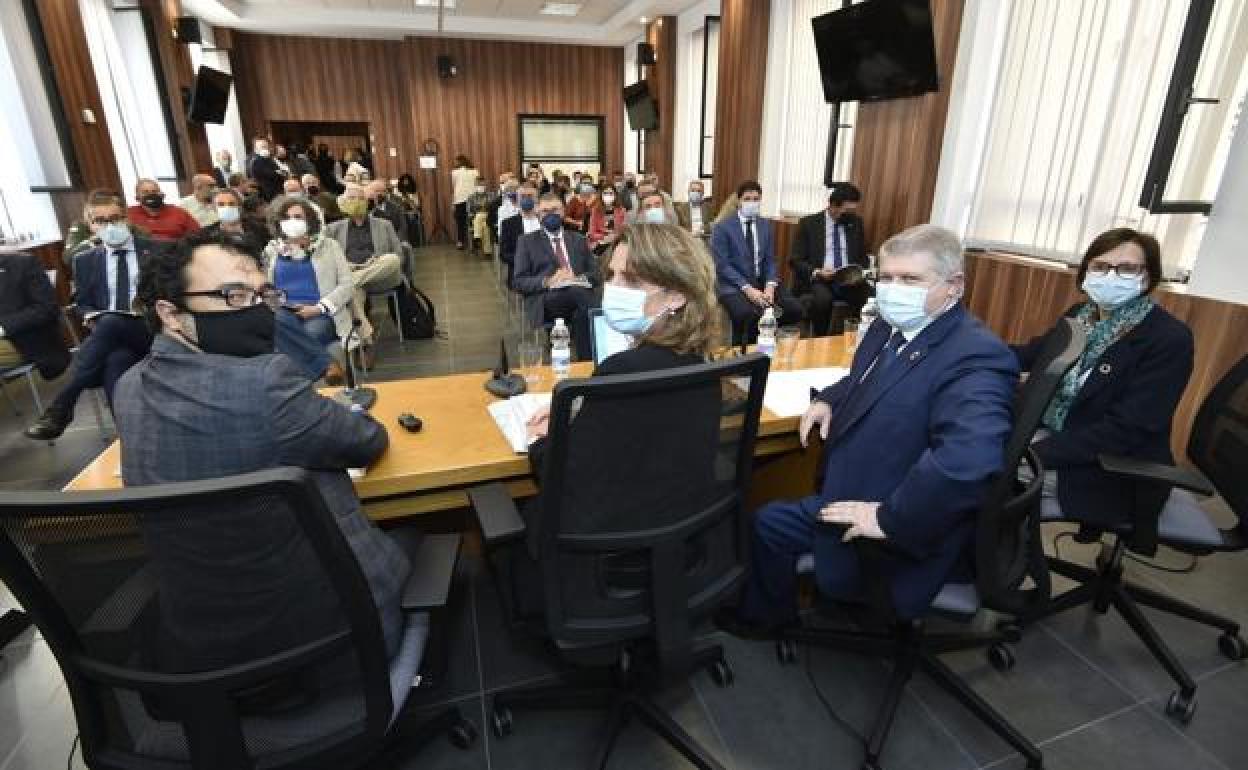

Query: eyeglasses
left=1086, top=260, right=1146, bottom=278
left=90, top=215, right=126, bottom=226
left=181, top=283, right=287, bottom=309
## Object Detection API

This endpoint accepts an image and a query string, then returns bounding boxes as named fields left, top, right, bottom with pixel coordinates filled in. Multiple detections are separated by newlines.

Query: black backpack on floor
left=396, top=285, right=439, bottom=339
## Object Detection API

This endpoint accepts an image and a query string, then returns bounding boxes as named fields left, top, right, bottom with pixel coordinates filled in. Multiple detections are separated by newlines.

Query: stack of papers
left=761, top=368, right=849, bottom=417
left=549, top=277, right=593, bottom=290
left=487, top=393, right=553, bottom=453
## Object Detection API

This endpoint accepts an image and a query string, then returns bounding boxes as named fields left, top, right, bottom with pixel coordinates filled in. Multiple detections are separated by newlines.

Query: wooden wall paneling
left=711, top=0, right=770, bottom=194
left=850, top=0, right=964, bottom=252
left=140, top=0, right=210, bottom=189
left=644, top=16, right=677, bottom=188
left=29, top=0, right=121, bottom=194
left=964, top=251, right=1248, bottom=460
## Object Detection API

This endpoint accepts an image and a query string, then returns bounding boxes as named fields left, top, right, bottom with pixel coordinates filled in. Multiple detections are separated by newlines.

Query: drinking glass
left=843, top=319, right=860, bottom=353
left=776, top=326, right=801, bottom=367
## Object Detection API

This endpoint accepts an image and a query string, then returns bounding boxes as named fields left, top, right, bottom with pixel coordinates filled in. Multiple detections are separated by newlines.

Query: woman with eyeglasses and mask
left=587, top=183, right=627, bottom=254
left=1013, top=227, right=1194, bottom=530
left=262, top=195, right=356, bottom=383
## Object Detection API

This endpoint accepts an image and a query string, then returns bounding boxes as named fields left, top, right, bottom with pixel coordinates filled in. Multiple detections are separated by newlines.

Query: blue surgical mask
left=541, top=212, right=563, bottom=233
left=875, top=283, right=931, bottom=333
left=1082, top=273, right=1143, bottom=309
left=100, top=222, right=131, bottom=248
left=642, top=207, right=667, bottom=225
left=217, top=205, right=241, bottom=224
left=740, top=201, right=761, bottom=219
left=520, top=197, right=536, bottom=212
left=689, top=191, right=704, bottom=204
left=602, top=283, right=657, bottom=336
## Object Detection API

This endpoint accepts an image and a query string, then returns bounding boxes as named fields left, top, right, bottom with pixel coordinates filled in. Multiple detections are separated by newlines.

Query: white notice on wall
left=419, top=155, right=437, bottom=170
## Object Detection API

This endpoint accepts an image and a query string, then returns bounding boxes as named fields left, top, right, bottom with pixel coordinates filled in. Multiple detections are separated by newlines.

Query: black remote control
left=397, top=413, right=423, bottom=433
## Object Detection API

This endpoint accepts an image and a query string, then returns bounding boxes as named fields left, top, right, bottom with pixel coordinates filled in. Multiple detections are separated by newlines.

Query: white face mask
left=1082, top=273, right=1143, bottom=309
left=642, top=207, right=667, bottom=225
left=254, top=147, right=271, bottom=158
left=100, top=222, right=131, bottom=248
left=602, top=283, right=658, bottom=336
left=217, top=205, right=241, bottom=224
left=280, top=217, right=308, bottom=239
left=740, top=201, right=761, bottom=219
left=875, top=283, right=932, bottom=333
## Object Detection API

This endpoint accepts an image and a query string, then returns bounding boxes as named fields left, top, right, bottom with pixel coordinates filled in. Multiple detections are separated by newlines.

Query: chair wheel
left=776, top=640, right=798, bottom=665
left=996, top=621, right=1023, bottom=644
left=1218, top=633, right=1247, bottom=661
left=490, top=706, right=513, bottom=739
left=987, top=643, right=1015, bottom=672
left=448, top=718, right=478, bottom=750
left=1165, top=690, right=1197, bottom=724
left=709, top=659, right=735, bottom=687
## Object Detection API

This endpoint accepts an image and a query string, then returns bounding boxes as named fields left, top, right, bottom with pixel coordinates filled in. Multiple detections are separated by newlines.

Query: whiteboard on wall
left=519, top=118, right=601, bottom=160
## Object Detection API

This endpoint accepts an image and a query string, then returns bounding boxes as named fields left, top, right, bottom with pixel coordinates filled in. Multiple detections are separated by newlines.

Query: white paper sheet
left=487, top=393, right=553, bottom=453
left=762, top=367, right=849, bottom=417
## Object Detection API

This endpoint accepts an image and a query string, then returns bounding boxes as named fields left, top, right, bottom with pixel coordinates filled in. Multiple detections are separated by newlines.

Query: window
left=1139, top=0, right=1248, bottom=213
left=518, top=115, right=604, bottom=179
left=963, top=0, right=1247, bottom=273
left=696, top=16, right=720, bottom=180
left=760, top=0, right=856, bottom=217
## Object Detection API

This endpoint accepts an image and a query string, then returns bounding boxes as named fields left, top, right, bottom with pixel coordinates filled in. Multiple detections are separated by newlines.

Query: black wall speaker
left=637, top=42, right=656, bottom=66
left=437, top=55, right=457, bottom=78
left=175, top=16, right=202, bottom=45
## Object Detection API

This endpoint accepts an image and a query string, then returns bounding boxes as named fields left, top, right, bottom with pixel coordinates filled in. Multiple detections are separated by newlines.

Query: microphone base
left=484, top=373, right=527, bottom=398
left=334, top=386, right=378, bottom=411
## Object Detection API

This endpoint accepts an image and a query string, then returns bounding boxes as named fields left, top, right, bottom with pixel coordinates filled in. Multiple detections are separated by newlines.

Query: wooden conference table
left=64, top=337, right=854, bottom=519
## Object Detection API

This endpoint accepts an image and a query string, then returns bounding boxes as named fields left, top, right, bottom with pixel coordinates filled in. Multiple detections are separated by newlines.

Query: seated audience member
left=288, top=143, right=315, bottom=179
left=495, top=179, right=520, bottom=240
left=119, top=232, right=413, bottom=669
left=302, top=173, right=342, bottom=223
left=263, top=196, right=354, bottom=383
left=499, top=183, right=542, bottom=288
left=211, top=149, right=233, bottom=188
left=725, top=224, right=1018, bottom=632
left=563, top=181, right=596, bottom=234
left=790, top=183, right=871, bottom=336
left=673, top=180, right=714, bottom=237
left=396, top=173, right=421, bottom=212
left=499, top=223, right=722, bottom=618
left=710, top=180, right=803, bottom=343
left=228, top=172, right=248, bottom=199
left=465, top=178, right=497, bottom=255
left=587, top=184, right=627, bottom=253
left=282, top=177, right=325, bottom=223
left=202, top=189, right=269, bottom=265
left=178, top=174, right=220, bottom=227
left=248, top=137, right=285, bottom=201
left=1013, top=228, right=1193, bottom=531
left=273, top=144, right=293, bottom=178
left=513, top=194, right=599, bottom=361
left=642, top=173, right=676, bottom=211
left=64, top=189, right=123, bottom=267
left=0, top=249, right=70, bottom=381
left=324, top=187, right=405, bottom=360
left=25, top=198, right=159, bottom=440
left=128, top=179, right=199, bottom=241
left=631, top=186, right=672, bottom=225
left=367, top=180, right=408, bottom=245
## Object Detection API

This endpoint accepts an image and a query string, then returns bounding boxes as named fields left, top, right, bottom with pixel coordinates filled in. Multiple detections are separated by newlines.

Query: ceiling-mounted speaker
left=637, top=42, right=656, bottom=66
left=175, top=16, right=202, bottom=45
left=437, top=55, right=457, bottom=78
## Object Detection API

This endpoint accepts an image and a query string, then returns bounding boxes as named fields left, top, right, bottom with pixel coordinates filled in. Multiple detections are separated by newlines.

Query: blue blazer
left=1012, top=303, right=1193, bottom=541
left=72, top=237, right=161, bottom=315
left=710, top=215, right=776, bottom=296
left=812, top=305, right=1018, bottom=618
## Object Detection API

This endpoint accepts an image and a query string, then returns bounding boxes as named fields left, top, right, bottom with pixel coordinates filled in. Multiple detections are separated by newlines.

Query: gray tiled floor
left=1, top=244, right=1245, bottom=769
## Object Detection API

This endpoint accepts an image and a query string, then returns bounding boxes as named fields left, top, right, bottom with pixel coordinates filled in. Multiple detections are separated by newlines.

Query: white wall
left=671, top=0, right=719, bottom=200
left=1186, top=110, right=1248, bottom=305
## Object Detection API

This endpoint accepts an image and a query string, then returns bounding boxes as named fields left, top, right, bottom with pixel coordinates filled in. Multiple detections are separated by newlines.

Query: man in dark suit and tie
left=790, top=183, right=871, bottom=336
left=512, top=193, right=600, bottom=360
left=0, top=251, right=70, bottom=381
left=115, top=231, right=413, bottom=670
left=25, top=196, right=158, bottom=441
left=723, top=225, right=1018, bottom=631
left=710, top=180, right=803, bottom=344
left=499, top=183, right=542, bottom=289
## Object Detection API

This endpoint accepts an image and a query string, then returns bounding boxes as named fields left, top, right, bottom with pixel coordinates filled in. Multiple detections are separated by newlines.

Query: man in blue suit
left=730, top=225, right=1018, bottom=629
left=26, top=196, right=159, bottom=440
left=710, top=180, right=803, bottom=344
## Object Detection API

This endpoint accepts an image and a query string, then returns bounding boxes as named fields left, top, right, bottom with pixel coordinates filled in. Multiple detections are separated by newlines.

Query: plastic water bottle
left=550, top=318, right=571, bottom=380
left=859, top=297, right=879, bottom=338
left=756, top=307, right=778, bottom=357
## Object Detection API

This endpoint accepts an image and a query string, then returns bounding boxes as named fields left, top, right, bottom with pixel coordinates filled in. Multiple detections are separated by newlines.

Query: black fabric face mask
left=838, top=211, right=860, bottom=225
left=190, top=304, right=275, bottom=358
left=142, top=193, right=165, bottom=209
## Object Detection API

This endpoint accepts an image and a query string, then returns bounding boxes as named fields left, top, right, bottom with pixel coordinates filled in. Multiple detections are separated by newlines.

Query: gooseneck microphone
left=333, top=319, right=378, bottom=410
left=484, top=338, right=526, bottom=398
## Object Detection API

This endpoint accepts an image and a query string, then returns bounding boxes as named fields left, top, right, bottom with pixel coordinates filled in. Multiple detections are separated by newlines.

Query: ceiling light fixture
left=414, top=0, right=457, bottom=8
left=540, top=2, right=582, bottom=15
left=640, top=16, right=648, bottom=23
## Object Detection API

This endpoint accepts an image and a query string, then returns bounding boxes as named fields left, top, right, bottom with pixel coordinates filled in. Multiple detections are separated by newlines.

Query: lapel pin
left=1098, top=363, right=1112, bottom=375
left=909, top=350, right=922, bottom=362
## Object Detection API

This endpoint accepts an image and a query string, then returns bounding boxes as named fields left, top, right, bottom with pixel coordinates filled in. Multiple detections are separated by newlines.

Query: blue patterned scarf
left=1042, top=295, right=1154, bottom=432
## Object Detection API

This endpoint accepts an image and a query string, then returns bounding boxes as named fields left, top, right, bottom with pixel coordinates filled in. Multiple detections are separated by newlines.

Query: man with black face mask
left=115, top=231, right=415, bottom=672
left=790, top=182, right=870, bottom=336
left=127, top=178, right=200, bottom=241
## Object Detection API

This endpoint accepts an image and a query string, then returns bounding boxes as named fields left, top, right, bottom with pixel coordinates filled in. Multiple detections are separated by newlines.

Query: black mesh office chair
left=0, top=467, right=476, bottom=769
left=469, top=353, right=771, bottom=770
left=1021, top=352, right=1248, bottom=723
left=777, top=318, right=1086, bottom=770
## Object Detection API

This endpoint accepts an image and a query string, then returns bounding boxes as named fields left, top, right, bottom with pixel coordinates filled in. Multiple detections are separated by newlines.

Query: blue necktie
left=832, top=224, right=843, bottom=269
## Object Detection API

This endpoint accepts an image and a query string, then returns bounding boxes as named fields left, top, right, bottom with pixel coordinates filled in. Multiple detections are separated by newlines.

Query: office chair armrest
left=400, top=533, right=461, bottom=612
left=467, top=483, right=526, bottom=546
left=1097, top=454, right=1216, bottom=497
